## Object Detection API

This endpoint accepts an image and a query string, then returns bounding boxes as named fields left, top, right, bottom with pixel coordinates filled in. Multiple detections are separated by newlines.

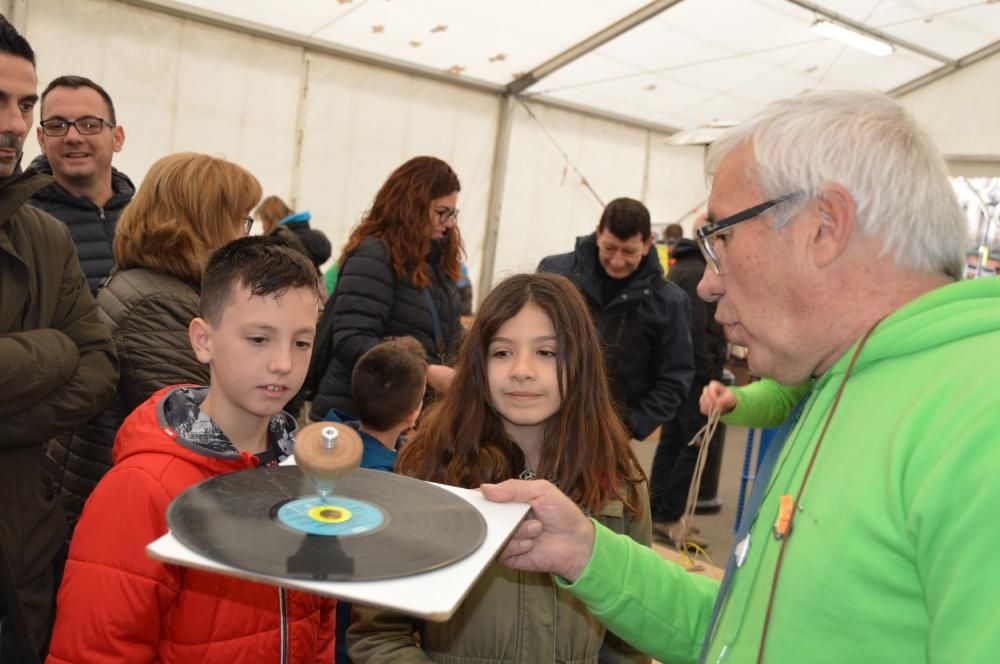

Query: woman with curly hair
left=309, top=156, right=464, bottom=421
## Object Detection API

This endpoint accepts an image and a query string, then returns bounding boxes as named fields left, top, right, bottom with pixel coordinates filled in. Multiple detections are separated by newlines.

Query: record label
left=277, top=496, right=385, bottom=537
left=167, top=466, right=487, bottom=581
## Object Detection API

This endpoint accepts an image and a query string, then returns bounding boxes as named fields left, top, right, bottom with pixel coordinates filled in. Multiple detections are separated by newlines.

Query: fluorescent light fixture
left=812, top=19, right=894, bottom=57
left=666, top=122, right=738, bottom=146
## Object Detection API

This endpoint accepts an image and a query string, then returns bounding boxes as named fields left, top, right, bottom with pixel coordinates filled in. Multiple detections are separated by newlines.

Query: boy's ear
left=189, top=317, right=214, bottom=365
left=406, top=401, right=424, bottom=428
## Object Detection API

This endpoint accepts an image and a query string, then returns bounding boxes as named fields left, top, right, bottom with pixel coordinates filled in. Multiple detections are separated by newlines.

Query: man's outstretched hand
left=480, top=479, right=595, bottom=582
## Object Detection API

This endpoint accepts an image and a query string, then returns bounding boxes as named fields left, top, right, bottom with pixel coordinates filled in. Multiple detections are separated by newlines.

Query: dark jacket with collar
left=667, top=239, right=727, bottom=383
left=539, top=233, right=694, bottom=439
left=27, top=154, right=136, bottom=294
left=310, top=236, right=462, bottom=421
left=0, top=167, right=118, bottom=659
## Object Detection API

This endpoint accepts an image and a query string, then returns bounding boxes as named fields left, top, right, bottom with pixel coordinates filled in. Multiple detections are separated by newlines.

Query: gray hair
left=705, top=90, right=965, bottom=280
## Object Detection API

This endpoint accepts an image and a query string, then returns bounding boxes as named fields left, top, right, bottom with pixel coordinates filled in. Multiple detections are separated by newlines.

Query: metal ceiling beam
left=890, top=38, right=1000, bottom=98
left=507, top=0, right=688, bottom=96
left=529, top=95, right=680, bottom=135
left=784, top=0, right=956, bottom=66
left=115, top=0, right=505, bottom=96
left=114, top=0, right=681, bottom=137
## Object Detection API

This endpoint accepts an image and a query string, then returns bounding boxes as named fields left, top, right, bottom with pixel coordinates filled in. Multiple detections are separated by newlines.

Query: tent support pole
left=477, top=95, right=515, bottom=307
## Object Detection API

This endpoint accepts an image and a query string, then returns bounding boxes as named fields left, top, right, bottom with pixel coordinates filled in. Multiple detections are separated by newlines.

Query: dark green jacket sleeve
left=0, top=221, right=117, bottom=445
left=0, top=328, right=79, bottom=418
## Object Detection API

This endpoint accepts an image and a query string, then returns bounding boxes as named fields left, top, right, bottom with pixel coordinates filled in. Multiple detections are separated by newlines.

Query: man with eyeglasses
left=486, top=91, right=1000, bottom=663
left=0, top=18, right=117, bottom=664
left=539, top=197, right=694, bottom=446
left=29, top=75, right=134, bottom=294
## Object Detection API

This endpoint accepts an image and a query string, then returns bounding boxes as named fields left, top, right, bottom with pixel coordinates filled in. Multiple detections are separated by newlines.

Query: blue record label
left=277, top=496, right=385, bottom=537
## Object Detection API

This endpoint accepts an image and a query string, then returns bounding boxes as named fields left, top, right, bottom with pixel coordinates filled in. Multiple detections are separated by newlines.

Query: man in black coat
left=538, top=197, right=694, bottom=441
left=29, top=75, right=134, bottom=294
left=649, top=235, right=728, bottom=545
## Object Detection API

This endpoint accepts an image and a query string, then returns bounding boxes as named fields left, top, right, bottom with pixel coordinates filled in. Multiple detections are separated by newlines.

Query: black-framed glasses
left=696, top=193, right=799, bottom=275
left=243, top=215, right=254, bottom=236
left=39, top=116, right=116, bottom=137
left=435, top=206, right=459, bottom=225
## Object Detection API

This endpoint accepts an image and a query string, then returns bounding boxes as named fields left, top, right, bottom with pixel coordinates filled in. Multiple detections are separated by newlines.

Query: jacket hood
left=278, top=210, right=311, bottom=226
left=28, top=153, right=136, bottom=208
left=0, top=167, right=53, bottom=229
left=828, top=277, right=1000, bottom=379
left=668, top=238, right=703, bottom=262
left=112, top=385, right=297, bottom=470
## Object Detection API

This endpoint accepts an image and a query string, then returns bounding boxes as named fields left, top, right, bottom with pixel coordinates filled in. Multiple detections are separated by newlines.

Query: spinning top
left=294, top=421, right=363, bottom=501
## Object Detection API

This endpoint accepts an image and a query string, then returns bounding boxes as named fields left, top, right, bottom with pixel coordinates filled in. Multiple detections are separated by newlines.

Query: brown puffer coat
left=49, top=267, right=208, bottom=530
left=0, top=167, right=118, bottom=660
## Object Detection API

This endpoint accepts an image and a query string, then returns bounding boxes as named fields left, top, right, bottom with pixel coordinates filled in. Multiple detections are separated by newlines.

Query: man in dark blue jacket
left=29, top=75, right=134, bottom=293
left=538, top=197, right=694, bottom=441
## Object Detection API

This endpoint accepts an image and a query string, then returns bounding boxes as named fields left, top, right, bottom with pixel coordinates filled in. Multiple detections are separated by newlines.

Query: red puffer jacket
left=47, top=386, right=336, bottom=663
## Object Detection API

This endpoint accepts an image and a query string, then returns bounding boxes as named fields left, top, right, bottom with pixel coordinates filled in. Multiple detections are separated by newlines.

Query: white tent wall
left=18, top=0, right=708, bottom=302
left=493, top=101, right=708, bottom=279
left=295, top=54, right=498, bottom=292
left=493, top=101, right=648, bottom=278
left=24, top=0, right=304, bottom=207
left=897, top=50, right=1000, bottom=176
left=645, top=142, right=707, bottom=236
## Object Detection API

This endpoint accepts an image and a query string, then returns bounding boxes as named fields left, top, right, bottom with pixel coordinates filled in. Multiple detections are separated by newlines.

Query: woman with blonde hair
left=50, top=152, right=262, bottom=531
left=308, top=156, right=465, bottom=422
left=254, top=195, right=331, bottom=270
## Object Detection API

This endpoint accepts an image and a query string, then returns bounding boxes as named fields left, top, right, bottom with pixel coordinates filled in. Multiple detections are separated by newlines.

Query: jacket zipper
left=279, top=587, right=288, bottom=664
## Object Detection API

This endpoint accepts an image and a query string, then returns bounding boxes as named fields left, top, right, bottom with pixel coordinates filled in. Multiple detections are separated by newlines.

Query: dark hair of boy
left=398, top=272, right=646, bottom=517
left=200, top=235, right=320, bottom=324
left=0, top=14, right=35, bottom=65
left=352, top=336, right=428, bottom=431
left=663, top=223, right=683, bottom=244
left=41, top=74, right=117, bottom=124
left=598, top=197, right=651, bottom=241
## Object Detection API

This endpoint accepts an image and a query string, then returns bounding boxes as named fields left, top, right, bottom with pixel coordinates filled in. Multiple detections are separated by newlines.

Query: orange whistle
left=774, top=495, right=794, bottom=540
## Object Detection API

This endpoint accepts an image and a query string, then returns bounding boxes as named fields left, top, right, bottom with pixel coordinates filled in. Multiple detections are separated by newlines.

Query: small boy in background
left=323, top=336, right=427, bottom=663
left=47, top=237, right=335, bottom=663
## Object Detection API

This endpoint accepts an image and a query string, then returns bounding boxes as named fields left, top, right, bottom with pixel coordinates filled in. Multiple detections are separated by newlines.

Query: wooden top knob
left=294, top=421, right=363, bottom=483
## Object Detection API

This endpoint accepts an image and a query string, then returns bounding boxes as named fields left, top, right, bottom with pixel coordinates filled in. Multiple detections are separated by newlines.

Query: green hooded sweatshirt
left=562, top=276, right=1000, bottom=663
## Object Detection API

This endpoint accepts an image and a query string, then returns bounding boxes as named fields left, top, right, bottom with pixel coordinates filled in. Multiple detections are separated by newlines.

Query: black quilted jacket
left=27, top=154, right=135, bottom=294
left=310, top=236, right=462, bottom=421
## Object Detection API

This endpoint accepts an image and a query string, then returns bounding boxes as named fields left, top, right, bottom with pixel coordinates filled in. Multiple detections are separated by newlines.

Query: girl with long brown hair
left=348, top=272, right=651, bottom=664
left=309, top=156, right=464, bottom=421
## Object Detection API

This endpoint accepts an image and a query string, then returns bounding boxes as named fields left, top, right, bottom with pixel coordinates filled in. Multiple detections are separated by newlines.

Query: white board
left=147, top=483, right=529, bottom=622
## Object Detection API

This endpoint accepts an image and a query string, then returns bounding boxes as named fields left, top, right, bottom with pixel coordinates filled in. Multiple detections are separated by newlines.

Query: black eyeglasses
left=435, top=206, right=459, bottom=225
left=696, top=193, right=799, bottom=275
left=40, top=116, right=116, bottom=137
left=243, top=216, right=254, bottom=236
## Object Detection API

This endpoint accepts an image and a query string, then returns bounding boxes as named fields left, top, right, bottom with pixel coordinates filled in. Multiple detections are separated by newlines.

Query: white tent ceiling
left=166, top=0, right=1000, bottom=133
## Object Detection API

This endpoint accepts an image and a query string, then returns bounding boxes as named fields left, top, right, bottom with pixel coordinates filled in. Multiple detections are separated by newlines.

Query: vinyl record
left=166, top=466, right=487, bottom=581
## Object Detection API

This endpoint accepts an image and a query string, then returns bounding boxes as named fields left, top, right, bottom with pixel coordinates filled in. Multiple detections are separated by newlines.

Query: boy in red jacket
left=47, top=237, right=335, bottom=663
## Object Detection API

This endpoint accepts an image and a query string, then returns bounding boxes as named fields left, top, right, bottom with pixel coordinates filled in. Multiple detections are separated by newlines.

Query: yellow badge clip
left=773, top=495, right=794, bottom=540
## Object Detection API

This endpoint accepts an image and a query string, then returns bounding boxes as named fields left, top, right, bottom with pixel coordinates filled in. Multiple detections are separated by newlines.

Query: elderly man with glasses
left=484, top=90, right=1000, bottom=664
left=29, top=75, right=134, bottom=294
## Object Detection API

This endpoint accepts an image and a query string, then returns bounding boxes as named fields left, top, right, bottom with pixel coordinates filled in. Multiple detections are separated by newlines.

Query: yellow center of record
left=308, top=505, right=352, bottom=523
